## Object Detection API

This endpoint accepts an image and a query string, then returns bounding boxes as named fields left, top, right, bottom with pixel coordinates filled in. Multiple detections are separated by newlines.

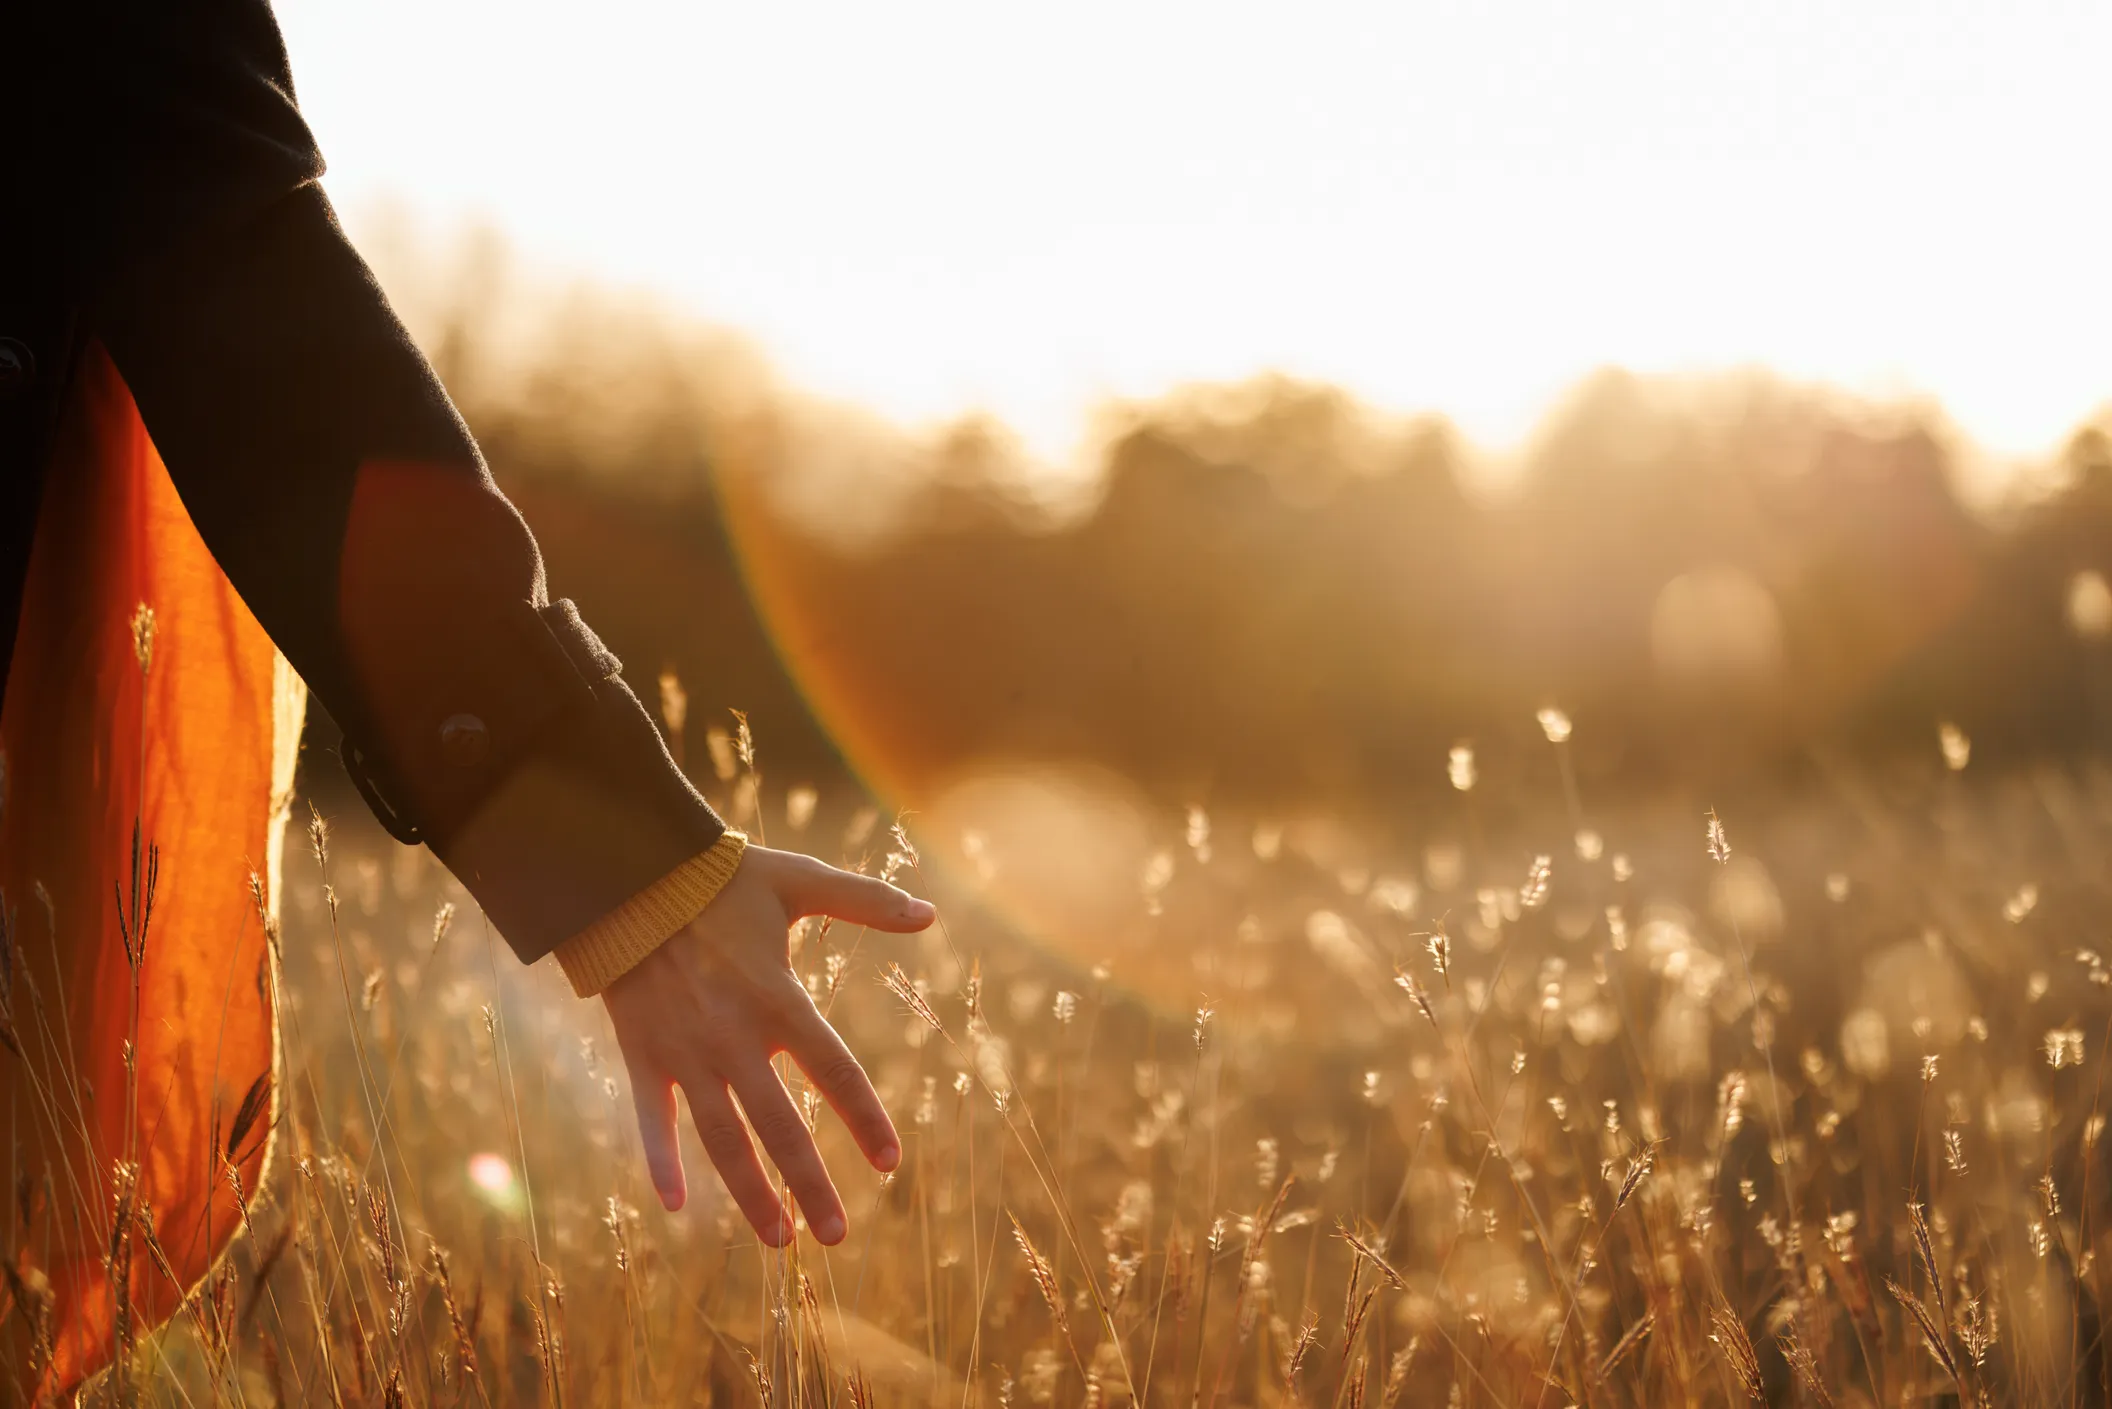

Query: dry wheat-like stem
left=1595, top=1313, right=1653, bottom=1382
left=1777, top=1329, right=1834, bottom=1408
left=1423, top=924, right=1452, bottom=988
left=1614, top=1144, right=1654, bottom=1212
left=1392, top=969, right=1436, bottom=1027
left=1283, top=1311, right=1320, bottom=1388
left=1908, top=1201, right=1947, bottom=1327
left=1012, top=1209, right=1092, bottom=1391
left=882, top=963, right=944, bottom=1033
left=1708, top=1301, right=1764, bottom=1402
left=1010, top=1212, right=1069, bottom=1337
left=1705, top=809, right=1732, bottom=865
left=1332, top=1224, right=1405, bottom=1290
left=1339, top=1282, right=1379, bottom=1374
left=427, top=1241, right=481, bottom=1394
left=1379, top=1339, right=1417, bottom=1408
left=1886, top=1276, right=1962, bottom=1385
left=129, top=602, right=156, bottom=676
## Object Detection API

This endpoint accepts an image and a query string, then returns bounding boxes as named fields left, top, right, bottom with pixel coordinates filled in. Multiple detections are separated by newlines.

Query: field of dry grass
left=31, top=709, right=2102, bottom=1408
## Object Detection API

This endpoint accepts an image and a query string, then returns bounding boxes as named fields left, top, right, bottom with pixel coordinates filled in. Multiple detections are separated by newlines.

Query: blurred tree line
left=347, top=257, right=2112, bottom=808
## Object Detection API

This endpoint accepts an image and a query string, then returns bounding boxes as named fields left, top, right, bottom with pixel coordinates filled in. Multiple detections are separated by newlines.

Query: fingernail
left=816, top=1214, right=846, bottom=1243
left=905, top=898, right=936, bottom=923
left=877, top=1142, right=901, bottom=1173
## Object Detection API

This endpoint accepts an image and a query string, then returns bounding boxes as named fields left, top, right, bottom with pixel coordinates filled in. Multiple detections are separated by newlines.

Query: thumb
left=775, top=853, right=936, bottom=932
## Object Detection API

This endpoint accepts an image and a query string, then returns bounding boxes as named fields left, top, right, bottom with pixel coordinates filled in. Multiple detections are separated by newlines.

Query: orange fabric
left=0, top=342, right=304, bottom=1396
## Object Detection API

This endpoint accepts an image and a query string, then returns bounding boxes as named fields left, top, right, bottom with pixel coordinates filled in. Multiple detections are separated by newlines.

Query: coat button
left=438, top=713, right=491, bottom=767
left=0, top=338, right=33, bottom=401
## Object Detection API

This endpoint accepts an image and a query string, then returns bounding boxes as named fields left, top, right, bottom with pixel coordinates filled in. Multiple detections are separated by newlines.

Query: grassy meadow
left=14, top=263, right=2112, bottom=1408
left=89, top=711, right=2112, bottom=1408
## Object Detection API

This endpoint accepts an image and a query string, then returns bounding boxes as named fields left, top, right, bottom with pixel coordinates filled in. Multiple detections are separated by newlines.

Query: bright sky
left=276, top=0, right=2112, bottom=467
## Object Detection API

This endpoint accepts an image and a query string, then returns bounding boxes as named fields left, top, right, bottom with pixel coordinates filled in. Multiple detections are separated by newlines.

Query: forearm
left=88, top=184, right=728, bottom=963
left=88, top=185, right=495, bottom=741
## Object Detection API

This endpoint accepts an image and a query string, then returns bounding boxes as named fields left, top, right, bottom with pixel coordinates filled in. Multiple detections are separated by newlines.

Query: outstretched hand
left=602, top=844, right=935, bottom=1245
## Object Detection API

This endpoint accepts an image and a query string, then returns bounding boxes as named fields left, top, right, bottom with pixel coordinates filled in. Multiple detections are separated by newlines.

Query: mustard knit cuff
left=553, top=831, right=749, bottom=997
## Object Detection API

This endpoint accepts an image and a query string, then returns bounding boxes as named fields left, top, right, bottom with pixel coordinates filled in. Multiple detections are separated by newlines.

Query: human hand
left=602, top=844, right=935, bottom=1245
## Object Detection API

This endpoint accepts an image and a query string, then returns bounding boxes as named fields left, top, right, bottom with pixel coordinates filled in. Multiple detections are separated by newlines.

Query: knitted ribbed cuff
left=553, top=831, right=748, bottom=997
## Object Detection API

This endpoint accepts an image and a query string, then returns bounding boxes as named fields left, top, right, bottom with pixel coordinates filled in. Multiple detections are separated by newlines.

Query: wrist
left=554, top=830, right=748, bottom=997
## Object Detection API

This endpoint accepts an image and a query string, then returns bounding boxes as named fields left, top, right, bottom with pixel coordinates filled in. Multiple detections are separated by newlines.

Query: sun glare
left=278, top=0, right=2112, bottom=464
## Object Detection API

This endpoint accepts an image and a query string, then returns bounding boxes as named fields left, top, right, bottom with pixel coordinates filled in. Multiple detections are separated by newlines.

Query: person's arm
left=87, top=184, right=928, bottom=1243
left=89, top=184, right=716, bottom=957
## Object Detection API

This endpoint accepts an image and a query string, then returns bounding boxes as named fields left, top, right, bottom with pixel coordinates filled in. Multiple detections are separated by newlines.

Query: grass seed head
left=1596, top=1314, right=1654, bottom=1382
left=1777, top=1329, right=1833, bottom=1408
left=1707, top=1301, right=1764, bottom=1402
left=1393, top=967, right=1437, bottom=1025
left=883, top=963, right=944, bottom=1033
left=1447, top=743, right=1476, bottom=792
left=1705, top=810, right=1731, bottom=865
left=1939, top=721, right=1971, bottom=771
left=130, top=601, right=156, bottom=676
left=1886, top=1276, right=1962, bottom=1384
left=1519, top=854, right=1552, bottom=909
left=1334, top=1223, right=1406, bottom=1289
left=657, top=667, right=687, bottom=739
left=1615, top=1145, right=1654, bottom=1212
left=2045, top=1027, right=2085, bottom=1068
left=1424, top=923, right=1452, bottom=984
left=1009, top=1213, right=1069, bottom=1335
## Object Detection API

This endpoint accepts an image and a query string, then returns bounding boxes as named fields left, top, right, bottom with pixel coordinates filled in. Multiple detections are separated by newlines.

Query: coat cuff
left=346, top=588, right=731, bottom=965
left=552, top=831, right=748, bottom=996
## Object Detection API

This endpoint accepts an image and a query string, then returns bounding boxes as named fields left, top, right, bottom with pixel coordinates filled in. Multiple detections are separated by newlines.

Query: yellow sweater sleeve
left=552, top=830, right=748, bottom=997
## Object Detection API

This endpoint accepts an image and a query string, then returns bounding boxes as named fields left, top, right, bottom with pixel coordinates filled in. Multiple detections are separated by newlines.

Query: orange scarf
left=1, top=342, right=304, bottom=1397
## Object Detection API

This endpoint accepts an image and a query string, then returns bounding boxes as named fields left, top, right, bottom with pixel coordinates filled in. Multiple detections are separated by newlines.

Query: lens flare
left=467, top=1152, right=516, bottom=1202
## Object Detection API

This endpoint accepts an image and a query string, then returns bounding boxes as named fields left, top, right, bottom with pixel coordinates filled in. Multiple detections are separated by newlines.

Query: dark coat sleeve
left=15, top=0, right=326, bottom=296
left=16, top=1, right=729, bottom=964
left=91, top=188, right=731, bottom=965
